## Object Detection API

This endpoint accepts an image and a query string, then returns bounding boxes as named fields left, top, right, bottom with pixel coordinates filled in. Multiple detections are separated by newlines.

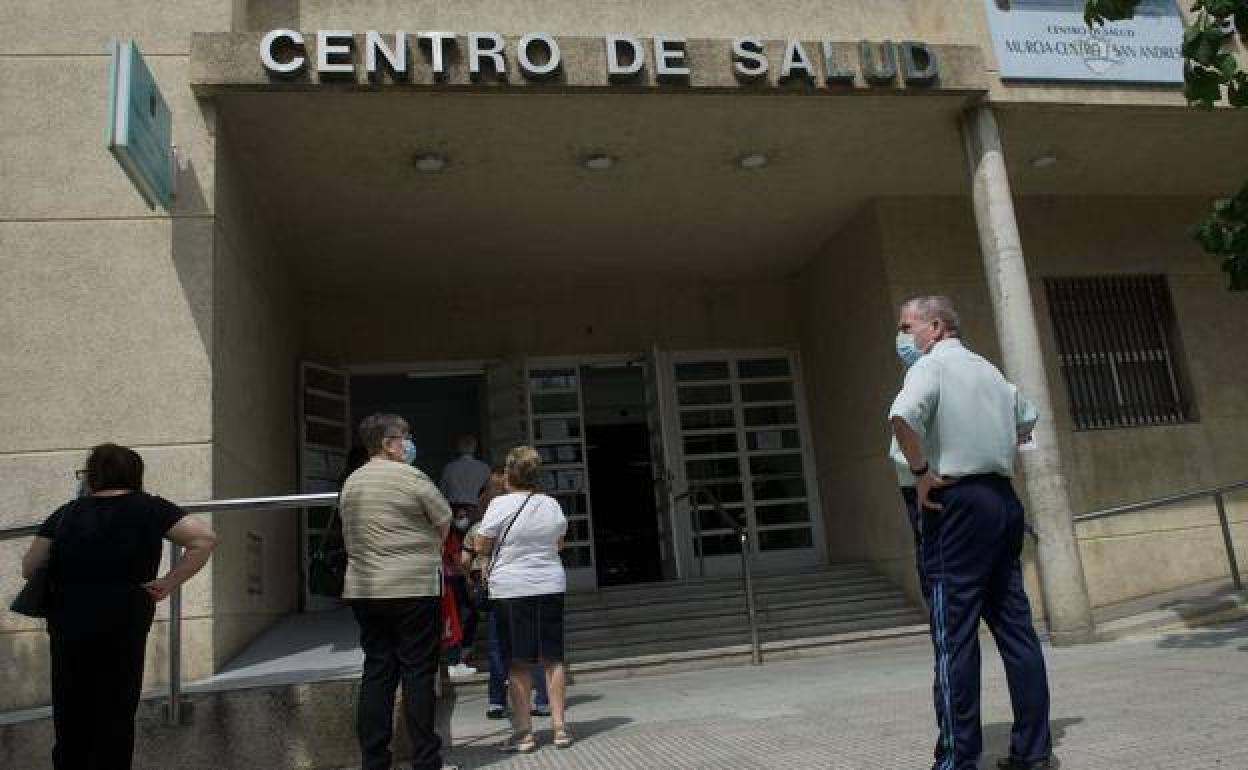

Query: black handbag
left=482, top=492, right=535, bottom=603
left=10, top=566, right=52, bottom=618
left=10, top=508, right=69, bottom=618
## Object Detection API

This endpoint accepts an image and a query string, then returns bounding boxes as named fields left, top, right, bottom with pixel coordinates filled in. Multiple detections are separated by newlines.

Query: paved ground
left=432, top=619, right=1248, bottom=769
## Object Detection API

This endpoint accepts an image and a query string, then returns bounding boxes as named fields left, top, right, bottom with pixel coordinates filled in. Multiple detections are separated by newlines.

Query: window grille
left=1043, top=275, right=1195, bottom=431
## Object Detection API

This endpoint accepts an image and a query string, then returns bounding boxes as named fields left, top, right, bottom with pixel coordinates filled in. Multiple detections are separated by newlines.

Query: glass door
left=527, top=365, right=596, bottom=591
left=644, top=346, right=680, bottom=581
left=670, top=351, right=823, bottom=576
left=298, top=362, right=350, bottom=611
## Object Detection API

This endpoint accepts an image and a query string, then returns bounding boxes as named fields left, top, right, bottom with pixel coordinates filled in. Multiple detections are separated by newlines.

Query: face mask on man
left=401, top=439, right=418, bottom=465
left=896, top=332, right=922, bottom=368
left=74, top=479, right=88, bottom=499
left=453, top=515, right=472, bottom=532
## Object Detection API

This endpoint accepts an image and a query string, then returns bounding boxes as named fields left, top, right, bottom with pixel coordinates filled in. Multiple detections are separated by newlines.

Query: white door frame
left=528, top=353, right=649, bottom=592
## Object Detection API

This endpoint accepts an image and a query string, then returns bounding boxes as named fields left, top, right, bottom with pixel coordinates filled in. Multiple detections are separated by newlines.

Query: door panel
left=644, top=346, right=680, bottom=580
left=527, top=363, right=596, bottom=591
left=299, top=362, right=350, bottom=611
left=669, top=351, right=822, bottom=577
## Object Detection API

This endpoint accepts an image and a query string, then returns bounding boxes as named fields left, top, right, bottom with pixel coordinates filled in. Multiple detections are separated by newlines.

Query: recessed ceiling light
left=413, top=152, right=447, bottom=173
left=1030, top=153, right=1058, bottom=169
left=583, top=153, right=614, bottom=171
left=738, top=152, right=769, bottom=170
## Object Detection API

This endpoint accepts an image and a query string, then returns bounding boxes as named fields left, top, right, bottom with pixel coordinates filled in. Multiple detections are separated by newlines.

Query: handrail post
left=738, top=529, right=762, bottom=666
left=167, top=542, right=184, bottom=726
left=692, top=487, right=706, bottom=579
left=1214, top=493, right=1243, bottom=591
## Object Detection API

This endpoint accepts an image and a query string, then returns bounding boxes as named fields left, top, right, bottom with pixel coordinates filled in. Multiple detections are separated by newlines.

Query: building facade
left=1, top=0, right=1246, bottom=710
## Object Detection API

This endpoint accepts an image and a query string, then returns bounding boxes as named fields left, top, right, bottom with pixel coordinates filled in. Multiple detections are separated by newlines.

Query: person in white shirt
left=478, top=446, right=572, bottom=753
left=889, top=296, right=1051, bottom=770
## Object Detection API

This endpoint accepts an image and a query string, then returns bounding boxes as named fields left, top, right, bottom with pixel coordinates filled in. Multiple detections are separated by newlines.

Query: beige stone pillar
left=962, top=105, right=1095, bottom=644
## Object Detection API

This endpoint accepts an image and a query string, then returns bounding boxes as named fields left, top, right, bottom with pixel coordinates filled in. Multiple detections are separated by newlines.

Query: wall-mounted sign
left=984, top=0, right=1184, bottom=83
left=258, top=30, right=943, bottom=89
left=107, top=40, right=174, bottom=210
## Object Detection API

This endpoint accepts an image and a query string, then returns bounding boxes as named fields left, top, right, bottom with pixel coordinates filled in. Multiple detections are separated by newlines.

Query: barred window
left=1043, top=275, right=1195, bottom=431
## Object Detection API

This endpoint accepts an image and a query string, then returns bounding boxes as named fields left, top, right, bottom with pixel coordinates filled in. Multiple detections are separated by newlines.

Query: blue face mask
left=74, top=479, right=88, bottom=499
left=896, top=332, right=922, bottom=368
left=401, top=438, right=418, bottom=465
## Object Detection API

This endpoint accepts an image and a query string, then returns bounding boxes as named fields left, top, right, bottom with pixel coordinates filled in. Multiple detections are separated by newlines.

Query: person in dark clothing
left=21, top=443, right=217, bottom=770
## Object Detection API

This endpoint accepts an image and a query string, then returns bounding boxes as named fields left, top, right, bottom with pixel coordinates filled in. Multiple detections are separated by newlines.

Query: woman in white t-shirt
left=478, top=446, right=571, bottom=753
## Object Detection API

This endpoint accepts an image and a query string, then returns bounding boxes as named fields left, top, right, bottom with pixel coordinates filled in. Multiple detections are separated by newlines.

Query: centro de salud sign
left=258, top=30, right=943, bottom=88
left=984, top=0, right=1184, bottom=84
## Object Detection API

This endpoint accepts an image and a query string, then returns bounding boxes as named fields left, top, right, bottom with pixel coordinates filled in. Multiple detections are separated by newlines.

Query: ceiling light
left=1030, top=153, right=1058, bottom=169
left=738, top=152, right=769, bottom=170
left=583, top=153, right=614, bottom=171
left=413, top=152, right=447, bottom=173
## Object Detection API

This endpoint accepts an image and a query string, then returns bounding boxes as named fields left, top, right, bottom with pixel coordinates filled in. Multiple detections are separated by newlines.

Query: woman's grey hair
left=504, top=446, right=543, bottom=491
left=903, top=295, right=961, bottom=336
left=358, top=413, right=409, bottom=453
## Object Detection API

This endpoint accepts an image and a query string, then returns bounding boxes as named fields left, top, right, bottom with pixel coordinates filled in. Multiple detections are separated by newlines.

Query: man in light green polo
left=888, top=296, right=1051, bottom=770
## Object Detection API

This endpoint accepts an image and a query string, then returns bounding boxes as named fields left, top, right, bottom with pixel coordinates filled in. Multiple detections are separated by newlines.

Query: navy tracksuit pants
left=916, top=475, right=1051, bottom=770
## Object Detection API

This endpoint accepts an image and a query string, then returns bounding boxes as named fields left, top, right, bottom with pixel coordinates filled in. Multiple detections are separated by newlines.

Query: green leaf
left=1230, top=75, right=1248, bottom=106
left=1215, top=52, right=1241, bottom=79
left=1084, top=0, right=1143, bottom=25
left=1204, top=0, right=1240, bottom=18
left=1184, top=64, right=1224, bottom=106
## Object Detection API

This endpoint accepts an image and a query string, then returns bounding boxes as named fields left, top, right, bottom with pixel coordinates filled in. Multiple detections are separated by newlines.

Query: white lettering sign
left=983, top=0, right=1183, bottom=83
left=257, top=31, right=944, bottom=89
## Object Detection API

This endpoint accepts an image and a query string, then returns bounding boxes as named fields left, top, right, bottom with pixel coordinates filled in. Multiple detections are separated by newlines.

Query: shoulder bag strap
left=485, top=492, right=535, bottom=576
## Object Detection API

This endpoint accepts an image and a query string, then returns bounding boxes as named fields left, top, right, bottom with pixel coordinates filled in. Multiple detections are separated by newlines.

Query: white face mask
left=896, top=332, right=922, bottom=367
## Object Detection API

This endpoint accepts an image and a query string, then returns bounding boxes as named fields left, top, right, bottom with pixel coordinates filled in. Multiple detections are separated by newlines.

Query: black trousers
left=350, top=597, right=443, bottom=770
left=921, top=475, right=1051, bottom=770
left=49, top=624, right=149, bottom=770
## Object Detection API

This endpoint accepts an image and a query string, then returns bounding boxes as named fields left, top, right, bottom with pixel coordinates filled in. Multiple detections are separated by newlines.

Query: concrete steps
left=563, top=563, right=927, bottom=664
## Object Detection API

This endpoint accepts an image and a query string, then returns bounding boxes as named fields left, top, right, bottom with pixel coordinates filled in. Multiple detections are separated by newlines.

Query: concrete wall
left=798, top=204, right=922, bottom=599
left=209, top=122, right=303, bottom=668
left=236, top=0, right=990, bottom=47
left=0, top=1, right=229, bottom=711
left=1018, top=196, right=1248, bottom=607
left=302, top=280, right=800, bottom=365
left=231, top=0, right=1203, bottom=109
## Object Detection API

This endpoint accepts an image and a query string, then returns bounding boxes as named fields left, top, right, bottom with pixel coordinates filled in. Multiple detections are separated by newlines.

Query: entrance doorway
left=350, top=370, right=486, bottom=481
left=299, top=366, right=487, bottom=610
left=581, top=364, right=662, bottom=587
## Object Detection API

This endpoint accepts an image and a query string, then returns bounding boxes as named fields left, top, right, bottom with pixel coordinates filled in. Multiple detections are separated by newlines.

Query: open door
left=298, top=361, right=351, bottom=611
left=645, top=346, right=680, bottom=581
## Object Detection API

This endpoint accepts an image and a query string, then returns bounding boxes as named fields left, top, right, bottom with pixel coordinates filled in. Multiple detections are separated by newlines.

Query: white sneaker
left=448, top=663, right=478, bottom=677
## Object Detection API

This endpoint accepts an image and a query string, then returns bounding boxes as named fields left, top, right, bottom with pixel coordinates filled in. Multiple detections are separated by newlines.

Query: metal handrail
left=1, top=491, right=335, bottom=725
left=1073, top=478, right=1247, bottom=591
left=676, top=484, right=762, bottom=666
left=0, top=492, right=338, bottom=542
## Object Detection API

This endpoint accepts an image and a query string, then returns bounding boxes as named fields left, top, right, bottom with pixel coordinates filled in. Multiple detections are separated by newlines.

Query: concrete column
left=962, top=105, right=1095, bottom=645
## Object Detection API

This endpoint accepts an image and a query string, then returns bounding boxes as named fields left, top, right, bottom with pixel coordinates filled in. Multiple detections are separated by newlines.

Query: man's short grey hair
left=903, top=295, right=961, bottom=336
left=358, top=413, right=409, bottom=453
left=456, top=434, right=478, bottom=455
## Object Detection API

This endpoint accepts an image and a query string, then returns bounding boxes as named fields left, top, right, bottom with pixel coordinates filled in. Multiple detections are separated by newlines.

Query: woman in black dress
left=21, top=443, right=217, bottom=770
